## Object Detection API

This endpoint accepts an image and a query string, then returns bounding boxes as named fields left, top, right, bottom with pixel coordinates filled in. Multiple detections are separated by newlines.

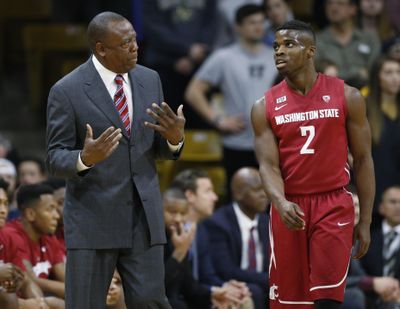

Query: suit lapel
left=129, top=69, right=149, bottom=143
left=227, top=205, right=243, bottom=263
left=83, top=60, right=129, bottom=139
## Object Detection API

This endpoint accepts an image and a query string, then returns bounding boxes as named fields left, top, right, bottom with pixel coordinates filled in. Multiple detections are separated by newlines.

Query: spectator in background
left=143, top=0, right=217, bottom=129
left=185, top=4, right=277, bottom=194
left=0, top=134, right=19, bottom=166
left=358, top=0, right=393, bottom=41
left=18, top=157, right=47, bottom=186
left=162, top=187, right=234, bottom=309
left=171, top=169, right=253, bottom=309
left=315, top=58, right=339, bottom=77
left=262, top=0, right=293, bottom=47
left=383, top=37, right=400, bottom=62
left=205, top=167, right=269, bottom=309
left=316, top=0, right=380, bottom=89
left=214, top=0, right=263, bottom=48
left=360, top=186, right=400, bottom=308
left=3, top=184, right=65, bottom=302
left=365, top=56, right=400, bottom=226
left=0, top=159, right=18, bottom=221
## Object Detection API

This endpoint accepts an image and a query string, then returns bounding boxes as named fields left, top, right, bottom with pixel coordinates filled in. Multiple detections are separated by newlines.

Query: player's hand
left=215, top=115, right=246, bottom=134
left=276, top=201, right=305, bottom=231
left=0, top=263, right=24, bottom=292
left=171, top=222, right=196, bottom=262
left=81, top=125, right=122, bottom=166
left=352, top=220, right=371, bottom=259
left=145, top=103, right=185, bottom=145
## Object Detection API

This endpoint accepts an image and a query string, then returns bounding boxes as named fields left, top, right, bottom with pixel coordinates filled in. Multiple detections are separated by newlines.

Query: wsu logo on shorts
left=269, top=284, right=279, bottom=300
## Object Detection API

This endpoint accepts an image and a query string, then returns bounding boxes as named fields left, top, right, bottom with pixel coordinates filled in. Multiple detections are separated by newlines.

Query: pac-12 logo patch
left=322, top=95, right=331, bottom=103
left=276, top=96, right=287, bottom=104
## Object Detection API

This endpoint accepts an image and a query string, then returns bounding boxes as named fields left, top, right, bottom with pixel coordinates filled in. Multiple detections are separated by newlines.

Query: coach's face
left=96, top=19, right=138, bottom=73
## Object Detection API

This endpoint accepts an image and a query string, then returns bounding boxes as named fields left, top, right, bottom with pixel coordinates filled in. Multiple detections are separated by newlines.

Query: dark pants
left=65, top=209, right=171, bottom=309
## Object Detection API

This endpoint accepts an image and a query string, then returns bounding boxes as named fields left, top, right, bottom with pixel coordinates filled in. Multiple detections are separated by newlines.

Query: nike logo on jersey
left=274, top=104, right=287, bottom=111
left=337, top=221, right=351, bottom=226
left=276, top=96, right=287, bottom=104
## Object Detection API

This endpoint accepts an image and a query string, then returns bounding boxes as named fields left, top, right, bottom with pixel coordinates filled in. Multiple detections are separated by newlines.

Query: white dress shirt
left=233, top=202, right=263, bottom=272
left=382, top=220, right=400, bottom=259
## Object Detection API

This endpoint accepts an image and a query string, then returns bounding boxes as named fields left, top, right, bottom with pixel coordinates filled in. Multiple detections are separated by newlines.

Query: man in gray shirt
left=185, top=4, right=277, bottom=193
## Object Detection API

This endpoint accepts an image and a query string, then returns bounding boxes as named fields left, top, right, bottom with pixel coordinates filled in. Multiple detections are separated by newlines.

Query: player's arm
left=345, top=84, right=375, bottom=259
left=251, top=97, right=305, bottom=230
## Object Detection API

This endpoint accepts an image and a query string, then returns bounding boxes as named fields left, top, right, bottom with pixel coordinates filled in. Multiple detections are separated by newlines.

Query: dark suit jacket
left=204, top=204, right=269, bottom=288
left=46, top=58, right=179, bottom=249
left=196, top=223, right=224, bottom=287
left=360, top=225, right=400, bottom=306
left=164, top=234, right=211, bottom=309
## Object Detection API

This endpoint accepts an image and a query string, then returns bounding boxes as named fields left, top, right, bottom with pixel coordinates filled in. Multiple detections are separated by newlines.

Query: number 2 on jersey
left=300, top=126, right=315, bottom=154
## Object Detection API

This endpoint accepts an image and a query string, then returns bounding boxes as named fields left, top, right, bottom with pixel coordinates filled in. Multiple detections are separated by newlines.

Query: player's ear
left=307, top=45, right=316, bottom=59
left=25, top=207, right=36, bottom=221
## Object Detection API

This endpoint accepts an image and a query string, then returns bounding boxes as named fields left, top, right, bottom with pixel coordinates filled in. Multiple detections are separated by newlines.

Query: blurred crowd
left=0, top=0, right=399, bottom=308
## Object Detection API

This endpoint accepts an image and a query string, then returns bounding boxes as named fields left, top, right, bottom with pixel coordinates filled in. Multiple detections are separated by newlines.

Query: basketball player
left=251, top=20, right=375, bottom=309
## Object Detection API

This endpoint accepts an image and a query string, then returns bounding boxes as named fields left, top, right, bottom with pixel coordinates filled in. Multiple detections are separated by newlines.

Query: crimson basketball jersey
left=265, top=74, right=350, bottom=195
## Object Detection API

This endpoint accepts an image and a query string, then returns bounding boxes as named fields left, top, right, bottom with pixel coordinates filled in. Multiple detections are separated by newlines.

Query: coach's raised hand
left=81, top=124, right=123, bottom=166
left=145, top=102, right=185, bottom=145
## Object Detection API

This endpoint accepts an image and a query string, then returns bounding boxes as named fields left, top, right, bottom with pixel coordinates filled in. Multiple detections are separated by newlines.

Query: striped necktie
left=114, top=75, right=131, bottom=136
left=248, top=226, right=257, bottom=271
left=383, top=230, right=398, bottom=277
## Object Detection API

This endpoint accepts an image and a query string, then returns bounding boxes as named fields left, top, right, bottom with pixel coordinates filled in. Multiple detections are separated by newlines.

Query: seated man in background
left=163, top=187, right=236, bottom=309
left=359, top=186, right=400, bottom=308
left=4, top=184, right=65, bottom=305
left=205, top=167, right=270, bottom=309
left=171, top=169, right=253, bottom=308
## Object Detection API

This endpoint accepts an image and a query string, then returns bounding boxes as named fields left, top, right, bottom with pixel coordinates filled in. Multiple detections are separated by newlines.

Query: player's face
left=18, top=161, right=44, bottom=185
left=273, top=30, right=312, bottom=75
left=0, top=188, right=9, bottom=228
left=325, top=0, right=356, bottom=24
left=163, top=198, right=188, bottom=232
left=189, top=178, right=218, bottom=220
left=266, top=0, right=289, bottom=26
left=379, top=60, right=400, bottom=97
left=237, top=12, right=265, bottom=43
left=380, top=188, right=400, bottom=227
left=31, top=194, right=60, bottom=235
left=97, top=20, right=138, bottom=73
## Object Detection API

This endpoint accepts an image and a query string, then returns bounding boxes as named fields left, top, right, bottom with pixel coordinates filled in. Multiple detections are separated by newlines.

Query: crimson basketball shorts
left=269, top=188, right=354, bottom=308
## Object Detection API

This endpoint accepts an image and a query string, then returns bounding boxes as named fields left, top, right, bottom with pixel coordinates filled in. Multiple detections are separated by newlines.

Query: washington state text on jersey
left=274, top=108, right=340, bottom=125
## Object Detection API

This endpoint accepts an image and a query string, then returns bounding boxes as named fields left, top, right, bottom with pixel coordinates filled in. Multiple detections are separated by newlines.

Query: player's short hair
left=171, top=169, right=209, bottom=193
left=87, top=11, right=127, bottom=52
left=275, top=20, right=316, bottom=42
left=163, top=187, right=186, bottom=202
left=42, top=177, right=66, bottom=190
left=0, top=178, right=9, bottom=192
left=17, top=184, right=53, bottom=212
left=19, top=156, right=46, bottom=174
left=235, top=4, right=264, bottom=25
